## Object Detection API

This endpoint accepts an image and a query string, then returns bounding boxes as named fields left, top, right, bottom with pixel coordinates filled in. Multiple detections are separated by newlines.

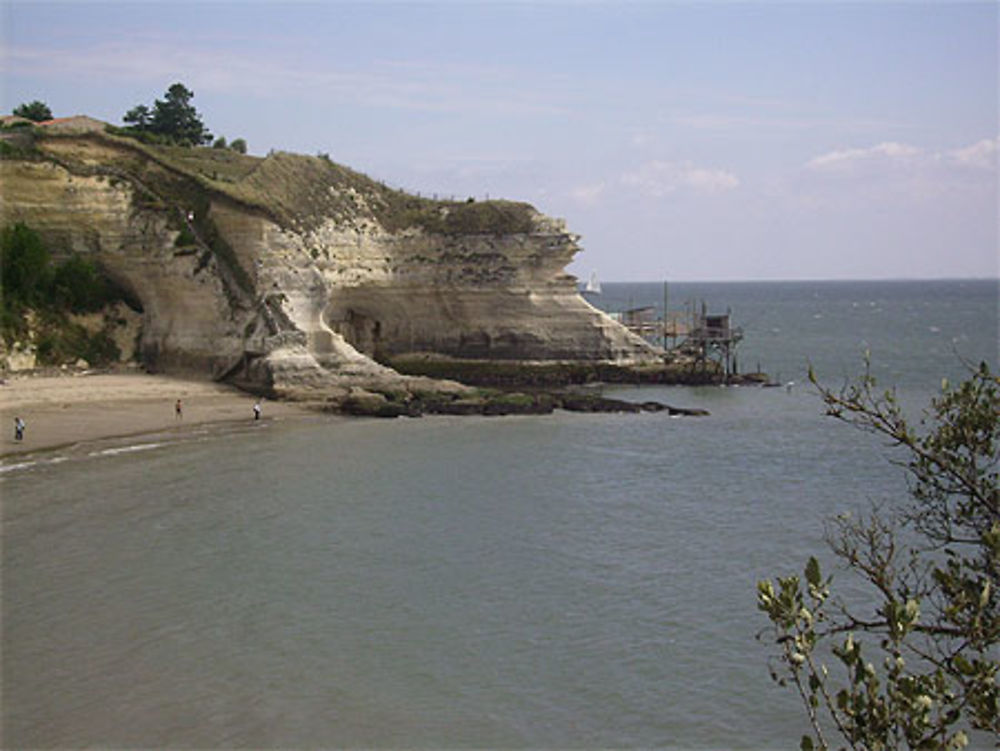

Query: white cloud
left=792, top=136, right=999, bottom=210
left=566, top=159, right=739, bottom=207
left=569, top=182, right=607, bottom=205
left=948, top=136, right=999, bottom=169
left=683, top=165, right=741, bottom=193
left=806, top=137, right=999, bottom=174
left=805, top=141, right=923, bottom=170
left=620, top=160, right=740, bottom=197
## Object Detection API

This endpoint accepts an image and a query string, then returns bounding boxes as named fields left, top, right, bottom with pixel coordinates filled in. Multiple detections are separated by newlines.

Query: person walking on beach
left=13, top=416, right=24, bottom=441
left=175, top=399, right=183, bottom=419
left=253, top=401, right=261, bottom=421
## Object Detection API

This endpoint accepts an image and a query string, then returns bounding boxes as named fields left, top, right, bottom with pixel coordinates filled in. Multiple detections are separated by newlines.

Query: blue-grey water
left=2, top=280, right=998, bottom=749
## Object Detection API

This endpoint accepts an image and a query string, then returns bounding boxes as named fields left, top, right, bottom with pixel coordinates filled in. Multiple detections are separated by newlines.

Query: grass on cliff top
left=214, top=150, right=538, bottom=236
left=38, top=126, right=538, bottom=237
left=152, top=143, right=261, bottom=184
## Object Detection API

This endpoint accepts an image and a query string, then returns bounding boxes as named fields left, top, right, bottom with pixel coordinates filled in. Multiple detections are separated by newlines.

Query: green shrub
left=0, top=306, right=27, bottom=341
left=35, top=320, right=121, bottom=367
left=12, top=101, right=52, bottom=122
left=1, top=223, right=132, bottom=357
left=51, top=254, right=114, bottom=312
left=0, top=137, right=43, bottom=160
left=83, top=329, right=121, bottom=365
left=1, top=222, right=52, bottom=309
left=442, top=201, right=535, bottom=235
left=174, top=226, right=197, bottom=247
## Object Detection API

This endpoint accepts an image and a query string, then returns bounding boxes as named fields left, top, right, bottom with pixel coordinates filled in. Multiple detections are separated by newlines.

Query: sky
left=1, top=1, right=997, bottom=282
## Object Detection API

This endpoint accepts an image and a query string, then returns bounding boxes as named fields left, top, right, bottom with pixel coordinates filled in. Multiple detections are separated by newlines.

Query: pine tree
left=13, top=100, right=53, bottom=122
left=122, top=83, right=211, bottom=146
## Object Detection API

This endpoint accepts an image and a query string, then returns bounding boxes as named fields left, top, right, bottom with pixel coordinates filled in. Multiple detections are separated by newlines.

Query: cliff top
left=2, top=115, right=542, bottom=238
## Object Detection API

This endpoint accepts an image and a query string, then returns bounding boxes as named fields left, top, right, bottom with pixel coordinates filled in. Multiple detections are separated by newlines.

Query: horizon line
left=586, top=276, right=1000, bottom=285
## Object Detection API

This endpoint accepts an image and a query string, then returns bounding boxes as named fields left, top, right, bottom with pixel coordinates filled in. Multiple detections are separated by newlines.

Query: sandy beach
left=0, top=372, right=316, bottom=458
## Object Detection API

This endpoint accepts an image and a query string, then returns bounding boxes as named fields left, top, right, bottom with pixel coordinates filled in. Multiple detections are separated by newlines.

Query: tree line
left=10, top=83, right=247, bottom=153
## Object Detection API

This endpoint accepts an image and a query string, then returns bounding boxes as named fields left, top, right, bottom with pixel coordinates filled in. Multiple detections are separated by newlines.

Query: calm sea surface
left=2, top=280, right=998, bottom=749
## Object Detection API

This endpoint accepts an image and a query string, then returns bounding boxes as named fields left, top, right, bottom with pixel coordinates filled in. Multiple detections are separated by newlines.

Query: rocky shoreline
left=2, top=357, right=765, bottom=449
left=0, top=370, right=720, bottom=462
left=334, top=386, right=711, bottom=419
left=0, top=366, right=718, bottom=461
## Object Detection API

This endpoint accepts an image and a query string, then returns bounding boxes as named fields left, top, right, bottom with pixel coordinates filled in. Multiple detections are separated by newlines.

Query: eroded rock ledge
left=331, top=388, right=710, bottom=419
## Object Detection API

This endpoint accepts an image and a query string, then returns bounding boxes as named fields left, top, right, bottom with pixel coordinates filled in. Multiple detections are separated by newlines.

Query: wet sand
left=0, top=372, right=315, bottom=458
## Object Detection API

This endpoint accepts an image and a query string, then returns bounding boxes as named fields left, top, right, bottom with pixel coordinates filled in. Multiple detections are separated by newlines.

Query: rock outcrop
left=0, top=117, right=662, bottom=400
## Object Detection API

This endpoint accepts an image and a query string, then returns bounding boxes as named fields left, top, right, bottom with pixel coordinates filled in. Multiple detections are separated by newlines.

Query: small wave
left=0, top=455, right=68, bottom=475
left=89, top=442, right=164, bottom=458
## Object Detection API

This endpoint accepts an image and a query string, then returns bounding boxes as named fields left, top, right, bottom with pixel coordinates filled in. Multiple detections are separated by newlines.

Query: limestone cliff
left=0, top=117, right=660, bottom=399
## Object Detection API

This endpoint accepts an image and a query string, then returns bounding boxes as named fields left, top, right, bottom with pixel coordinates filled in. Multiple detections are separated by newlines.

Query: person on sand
left=175, top=399, right=183, bottom=419
left=253, top=401, right=261, bottom=421
left=14, top=416, right=24, bottom=441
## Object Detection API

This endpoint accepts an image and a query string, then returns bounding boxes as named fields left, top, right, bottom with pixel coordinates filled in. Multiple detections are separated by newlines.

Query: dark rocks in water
left=664, top=405, right=710, bottom=417
left=640, top=401, right=668, bottom=412
left=556, top=393, right=709, bottom=416
left=418, top=392, right=556, bottom=416
left=326, top=388, right=708, bottom=418
left=422, top=397, right=491, bottom=416
left=432, top=400, right=486, bottom=416
left=339, top=392, right=409, bottom=418
left=482, top=392, right=557, bottom=416
left=558, top=394, right=642, bottom=413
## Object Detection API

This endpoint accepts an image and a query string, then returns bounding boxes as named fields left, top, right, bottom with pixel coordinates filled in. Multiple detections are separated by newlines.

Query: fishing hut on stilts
left=616, top=283, right=744, bottom=381
left=682, top=301, right=743, bottom=379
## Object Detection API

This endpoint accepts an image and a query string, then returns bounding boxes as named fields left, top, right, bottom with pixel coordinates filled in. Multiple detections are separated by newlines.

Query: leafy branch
left=758, top=360, right=999, bottom=750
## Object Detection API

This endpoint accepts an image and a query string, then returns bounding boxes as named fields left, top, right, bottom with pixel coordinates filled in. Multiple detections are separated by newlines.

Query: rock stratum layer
left=1, top=117, right=661, bottom=400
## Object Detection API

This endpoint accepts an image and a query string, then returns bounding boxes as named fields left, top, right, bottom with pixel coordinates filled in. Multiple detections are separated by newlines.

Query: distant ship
left=582, top=271, right=602, bottom=296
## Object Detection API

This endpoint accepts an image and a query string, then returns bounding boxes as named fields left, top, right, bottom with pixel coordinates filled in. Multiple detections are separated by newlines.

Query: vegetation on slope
left=1, top=223, right=135, bottom=366
left=183, top=147, right=538, bottom=236
left=0, top=118, right=43, bottom=160
left=6, top=123, right=538, bottom=241
left=7, top=83, right=540, bottom=239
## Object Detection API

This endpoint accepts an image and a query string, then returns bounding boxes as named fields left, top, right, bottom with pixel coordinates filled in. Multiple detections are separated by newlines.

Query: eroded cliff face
left=0, top=120, right=659, bottom=398
left=2, top=157, right=247, bottom=374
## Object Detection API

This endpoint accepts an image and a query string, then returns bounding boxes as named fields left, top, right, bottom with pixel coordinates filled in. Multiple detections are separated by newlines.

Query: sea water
left=2, top=280, right=997, bottom=748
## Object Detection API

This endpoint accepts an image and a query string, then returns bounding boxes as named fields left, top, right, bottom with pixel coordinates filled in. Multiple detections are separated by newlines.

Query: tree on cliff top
left=12, top=100, right=53, bottom=122
left=123, top=83, right=211, bottom=146
left=757, top=360, right=999, bottom=750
